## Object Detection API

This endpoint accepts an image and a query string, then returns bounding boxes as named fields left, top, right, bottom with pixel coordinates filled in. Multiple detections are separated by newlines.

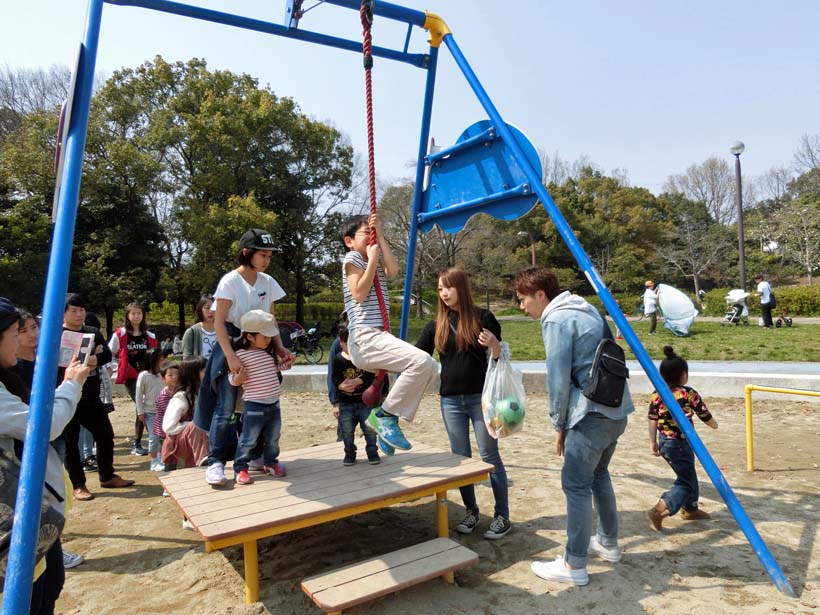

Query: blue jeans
left=440, top=394, right=509, bottom=519
left=196, top=336, right=239, bottom=466
left=78, top=427, right=93, bottom=459
left=659, top=435, right=699, bottom=515
left=233, top=400, right=282, bottom=472
left=561, top=412, right=628, bottom=568
left=144, top=413, right=159, bottom=455
left=339, top=400, right=378, bottom=460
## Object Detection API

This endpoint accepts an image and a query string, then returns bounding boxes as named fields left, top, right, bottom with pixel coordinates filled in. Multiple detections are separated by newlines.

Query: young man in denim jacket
left=512, top=267, right=634, bottom=586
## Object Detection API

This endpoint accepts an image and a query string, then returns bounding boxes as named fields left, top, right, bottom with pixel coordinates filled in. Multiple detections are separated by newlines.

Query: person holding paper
left=60, top=293, right=134, bottom=501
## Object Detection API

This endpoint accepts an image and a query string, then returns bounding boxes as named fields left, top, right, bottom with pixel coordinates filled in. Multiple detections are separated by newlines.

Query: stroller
left=722, top=289, right=750, bottom=326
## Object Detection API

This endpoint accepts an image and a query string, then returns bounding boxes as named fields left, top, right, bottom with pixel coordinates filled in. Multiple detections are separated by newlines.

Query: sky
left=2, top=0, right=820, bottom=193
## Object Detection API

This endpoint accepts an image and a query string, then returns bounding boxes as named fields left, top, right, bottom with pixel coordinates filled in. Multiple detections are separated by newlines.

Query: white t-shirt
left=756, top=280, right=772, bottom=304
left=213, top=269, right=286, bottom=328
left=200, top=329, right=217, bottom=359
left=643, top=287, right=658, bottom=315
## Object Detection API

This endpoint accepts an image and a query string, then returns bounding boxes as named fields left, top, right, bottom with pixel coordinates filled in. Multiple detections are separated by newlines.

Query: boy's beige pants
left=348, top=327, right=438, bottom=420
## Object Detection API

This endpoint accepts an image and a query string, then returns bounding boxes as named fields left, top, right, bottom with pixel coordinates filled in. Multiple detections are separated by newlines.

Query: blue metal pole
left=399, top=45, right=439, bottom=340
left=443, top=31, right=795, bottom=598
left=1, top=2, right=104, bottom=613
left=321, top=0, right=427, bottom=26
left=105, top=0, right=428, bottom=68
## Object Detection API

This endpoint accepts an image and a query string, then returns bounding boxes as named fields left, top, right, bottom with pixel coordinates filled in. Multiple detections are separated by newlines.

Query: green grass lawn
left=296, top=318, right=820, bottom=364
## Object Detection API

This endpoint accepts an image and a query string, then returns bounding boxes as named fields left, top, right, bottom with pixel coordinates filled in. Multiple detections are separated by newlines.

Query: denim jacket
left=541, top=291, right=634, bottom=431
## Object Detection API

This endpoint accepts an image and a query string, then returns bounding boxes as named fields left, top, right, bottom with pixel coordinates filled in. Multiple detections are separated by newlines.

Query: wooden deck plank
left=301, top=538, right=462, bottom=593
left=191, top=455, right=485, bottom=527
left=179, top=451, right=466, bottom=515
left=159, top=442, right=439, bottom=496
left=302, top=538, right=478, bottom=612
left=197, top=460, right=489, bottom=540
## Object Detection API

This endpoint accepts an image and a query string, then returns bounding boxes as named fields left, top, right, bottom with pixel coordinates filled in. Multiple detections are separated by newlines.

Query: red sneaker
left=264, top=463, right=286, bottom=478
left=236, top=469, right=253, bottom=485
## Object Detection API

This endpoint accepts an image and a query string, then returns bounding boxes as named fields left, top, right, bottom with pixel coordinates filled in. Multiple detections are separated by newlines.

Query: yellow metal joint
left=423, top=12, right=451, bottom=48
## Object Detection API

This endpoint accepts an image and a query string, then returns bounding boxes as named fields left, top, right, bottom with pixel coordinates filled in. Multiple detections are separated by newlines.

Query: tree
left=794, top=132, right=820, bottom=172
left=665, top=158, right=736, bottom=225
left=654, top=192, right=731, bottom=296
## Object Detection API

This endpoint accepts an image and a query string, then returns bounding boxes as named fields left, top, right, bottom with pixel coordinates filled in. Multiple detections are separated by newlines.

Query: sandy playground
left=53, top=391, right=819, bottom=615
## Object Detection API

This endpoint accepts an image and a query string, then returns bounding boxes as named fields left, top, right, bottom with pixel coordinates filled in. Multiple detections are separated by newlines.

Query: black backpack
left=769, top=291, right=777, bottom=309
left=0, top=444, right=65, bottom=585
left=572, top=312, right=630, bottom=408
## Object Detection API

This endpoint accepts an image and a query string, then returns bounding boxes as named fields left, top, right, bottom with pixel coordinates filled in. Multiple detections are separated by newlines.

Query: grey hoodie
left=540, top=291, right=634, bottom=431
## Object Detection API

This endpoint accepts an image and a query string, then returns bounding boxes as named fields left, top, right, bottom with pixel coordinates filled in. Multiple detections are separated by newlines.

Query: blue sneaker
left=366, top=409, right=411, bottom=451
left=377, top=436, right=395, bottom=456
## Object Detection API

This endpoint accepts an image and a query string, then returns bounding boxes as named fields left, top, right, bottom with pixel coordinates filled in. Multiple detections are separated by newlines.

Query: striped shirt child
left=229, top=348, right=281, bottom=402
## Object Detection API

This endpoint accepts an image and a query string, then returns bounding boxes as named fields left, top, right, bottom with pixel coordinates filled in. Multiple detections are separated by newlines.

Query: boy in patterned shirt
left=647, top=346, right=718, bottom=531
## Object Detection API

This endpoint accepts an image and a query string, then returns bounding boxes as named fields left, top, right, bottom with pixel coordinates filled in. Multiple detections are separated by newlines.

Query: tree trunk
left=105, top=306, right=115, bottom=340
left=486, top=289, right=490, bottom=311
left=295, top=267, right=306, bottom=326
left=177, top=293, right=186, bottom=334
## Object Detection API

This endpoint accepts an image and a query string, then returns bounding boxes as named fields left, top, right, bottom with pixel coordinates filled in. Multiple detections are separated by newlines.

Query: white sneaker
left=205, top=462, right=227, bottom=486
left=62, top=550, right=84, bottom=569
left=182, top=519, right=194, bottom=531
left=531, top=556, right=589, bottom=586
left=588, top=535, right=621, bottom=563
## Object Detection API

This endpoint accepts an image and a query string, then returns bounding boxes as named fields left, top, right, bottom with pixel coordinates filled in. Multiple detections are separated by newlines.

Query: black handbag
left=572, top=313, right=629, bottom=408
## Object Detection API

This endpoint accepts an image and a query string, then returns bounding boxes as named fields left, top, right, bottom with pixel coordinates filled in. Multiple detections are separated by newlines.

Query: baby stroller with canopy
left=722, top=289, right=750, bottom=326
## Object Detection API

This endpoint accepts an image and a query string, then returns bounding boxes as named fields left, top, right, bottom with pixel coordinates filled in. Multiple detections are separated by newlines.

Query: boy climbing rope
left=341, top=214, right=437, bottom=453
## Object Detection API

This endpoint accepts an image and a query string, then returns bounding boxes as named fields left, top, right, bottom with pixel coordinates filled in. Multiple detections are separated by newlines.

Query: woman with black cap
left=0, top=296, right=90, bottom=614
left=194, top=229, right=294, bottom=487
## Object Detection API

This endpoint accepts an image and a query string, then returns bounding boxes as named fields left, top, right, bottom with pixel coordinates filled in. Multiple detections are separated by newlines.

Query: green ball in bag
left=494, top=396, right=525, bottom=428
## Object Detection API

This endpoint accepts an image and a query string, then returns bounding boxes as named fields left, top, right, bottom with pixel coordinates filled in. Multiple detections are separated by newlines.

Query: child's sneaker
left=248, top=458, right=266, bottom=472
left=182, top=518, right=195, bottom=531
left=264, top=463, right=287, bottom=478
left=205, top=462, right=227, bottom=486
left=62, top=550, right=84, bottom=569
left=343, top=455, right=356, bottom=467
left=150, top=460, right=165, bottom=472
left=236, top=469, right=253, bottom=485
left=483, top=514, right=512, bottom=540
left=366, top=409, right=411, bottom=451
left=377, top=436, right=395, bottom=456
left=456, top=509, right=479, bottom=535
left=367, top=454, right=381, bottom=465
left=131, top=443, right=148, bottom=456
left=681, top=507, right=711, bottom=521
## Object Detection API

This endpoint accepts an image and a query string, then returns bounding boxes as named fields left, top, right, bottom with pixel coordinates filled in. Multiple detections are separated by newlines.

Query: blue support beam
left=441, top=30, right=795, bottom=598
left=105, top=0, right=429, bottom=68
left=399, top=45, right=439, bottom=340
left=1, top=2, right=105, bottom=613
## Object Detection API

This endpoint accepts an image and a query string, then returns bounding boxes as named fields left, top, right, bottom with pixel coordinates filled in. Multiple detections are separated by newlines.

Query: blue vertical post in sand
left=399, top=44, right=439, bottom=341
left=439, top=31, right=795, bottom=598
left=1, top=2, right=105, bottom=614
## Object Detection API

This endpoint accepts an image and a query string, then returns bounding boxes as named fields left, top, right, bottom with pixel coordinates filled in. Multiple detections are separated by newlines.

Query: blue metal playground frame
left=3, top=1, right=795, bottom=612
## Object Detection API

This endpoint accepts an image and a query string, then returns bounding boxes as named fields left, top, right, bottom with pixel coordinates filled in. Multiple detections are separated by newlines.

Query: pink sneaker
left=248, top=458, right=265, bottom=472
left=236, top=469, right=253, bottom=485
left=264, top=463, right=286, bottom=478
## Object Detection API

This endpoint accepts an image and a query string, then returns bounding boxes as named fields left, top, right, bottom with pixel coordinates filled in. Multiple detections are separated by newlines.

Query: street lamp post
left=730, top=141, right=746, bottom=291
left=517, top=231, right=536, bottom=266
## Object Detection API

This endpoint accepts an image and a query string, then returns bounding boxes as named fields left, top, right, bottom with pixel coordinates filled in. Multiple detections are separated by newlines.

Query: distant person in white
left=643, top=280, right=659, bottom=335
left=753, top=274, right=774, bottom=328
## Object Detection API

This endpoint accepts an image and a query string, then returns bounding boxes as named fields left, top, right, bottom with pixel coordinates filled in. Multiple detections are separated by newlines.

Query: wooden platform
left=301, top=537, right=478, bottom=614
left=158, top=442, right=492, bottom=604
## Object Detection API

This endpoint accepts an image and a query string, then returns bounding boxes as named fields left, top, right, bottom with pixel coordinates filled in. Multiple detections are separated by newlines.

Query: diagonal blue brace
left=440, top=30, right=796, bottom=598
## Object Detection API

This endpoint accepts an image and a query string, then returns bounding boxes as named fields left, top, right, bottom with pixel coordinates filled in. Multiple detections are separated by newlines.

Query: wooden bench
left=301, top=537, right=478, bottom=614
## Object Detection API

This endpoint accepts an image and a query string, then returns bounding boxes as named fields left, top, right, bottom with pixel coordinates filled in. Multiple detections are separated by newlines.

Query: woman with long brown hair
left=416, top=267, right=511, bottom=539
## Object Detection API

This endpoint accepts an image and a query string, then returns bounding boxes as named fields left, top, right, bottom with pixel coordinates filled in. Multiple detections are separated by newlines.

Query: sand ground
left=55, top=392, right=819, bottom=615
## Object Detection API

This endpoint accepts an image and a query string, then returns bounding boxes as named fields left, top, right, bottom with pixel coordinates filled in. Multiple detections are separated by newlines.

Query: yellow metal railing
left=744, top=384, right=820, bottom=471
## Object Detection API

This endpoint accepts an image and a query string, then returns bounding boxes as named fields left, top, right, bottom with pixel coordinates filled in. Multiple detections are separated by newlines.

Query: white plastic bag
left=481, top=342, right=526, bottom=438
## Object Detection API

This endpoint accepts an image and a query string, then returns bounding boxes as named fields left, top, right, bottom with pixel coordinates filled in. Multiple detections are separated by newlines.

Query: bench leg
left=244, top=540, right=259, bottom=604
left=435, top=491, right=454, bottom=584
